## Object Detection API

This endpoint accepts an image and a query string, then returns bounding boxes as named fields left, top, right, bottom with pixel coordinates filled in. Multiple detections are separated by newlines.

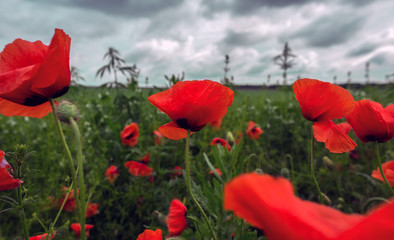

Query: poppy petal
left=224, top=173, right=370, bottom=240
left=313, top=120, right=357, bottom=153
left=166, top=199, right=187, bottom=236
left=0, top=98, right=53, bottom=118
left=371, top=160, right=394, bottom=187
left=158, top=121, right=190, bottom=140
left=346, top=100, right=392, bottom=143
left=149, top=80, right=234, bottom=130
left=336, top=122, right=352, bottom=135
left=137, top=229, right=163, bottom=240
left=293, top=78, right=355, bottom=121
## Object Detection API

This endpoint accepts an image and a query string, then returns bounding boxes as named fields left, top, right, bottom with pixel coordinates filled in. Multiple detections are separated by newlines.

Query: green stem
left=70, top=118, right=87, bottom=240
left=16, top=181, right=29, bottom=240
left=375, top=142, right=394, bottom=196
left=185, top=130, right=217, bottom=240
left=310, top=127, right=323, bottom=204
left=49, top=100, right=83, bottom=232
left=50, top=182, right=73, bottom=231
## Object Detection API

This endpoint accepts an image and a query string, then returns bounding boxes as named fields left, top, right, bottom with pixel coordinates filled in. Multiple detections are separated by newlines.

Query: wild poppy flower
left=105, top=165, right=119, bottom=184
left=209, top=117, right=223, bottom=130
left=166, top=199, right=187, bottom=237
left=0, top=150, right=22, bottom=191
left=224, top=173, right=394, bottom=240
left=154, top=130, right=164, bottom=145
left=70, top=223, right=94, bottom=238
left=372, top=160, right=394, bottom=187
left=148, top=80, right=234, bottom=140
left=137, top=229, right=163, bottom=240
left=346, top=100, right=394, bottom=143
left=0, top=29, right=71, bottom=118
left=140, top=153, right=151, bottom=164
left=337, top=122, right=352, bottom=135
left=170, top=166, right=182, bottom=179
left=29, top=233, right=55, bottom=240
left=293, top=78, right=357, bottom=153
left=58, top=186, right=77, bottom=212
left=209, top=168, right=222, bottom=176
left=120, top=122, right=139, bottom=147
left=210, top=138, right=231, bottom=151
left=85, top=203, right=99, bottom=218
left=246, top=121, right=263, bottom=139
left=124, top=161, right=153, bottom=177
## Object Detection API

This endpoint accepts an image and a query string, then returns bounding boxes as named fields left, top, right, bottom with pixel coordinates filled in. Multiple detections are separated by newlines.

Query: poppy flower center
left=125, top=132, right=135, bottom=139
left=176, top=118, right=206, bottom=132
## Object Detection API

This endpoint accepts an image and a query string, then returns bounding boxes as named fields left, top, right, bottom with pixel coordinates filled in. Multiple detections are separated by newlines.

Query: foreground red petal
left=313, top=120, right=357, bottom=153
left=0, top=98, right=53, bottom=118
left=158, top=121, right=190, bottom=140
left=346, top=100, right=393, bottom=143
left=337, top=122, right=352, bottom=135
left=224, top=173, right=394, bottom=240
left=29, top=232, right=55, bottom=240
left=166, top=199, right=188, bottom=237
left=293, top=79, right=355, bottom=121
left=137, top=229, right=163, bottom=240
left=149, top=80, right=234, bottom=135
left=371, top=160, right=394, bottom=187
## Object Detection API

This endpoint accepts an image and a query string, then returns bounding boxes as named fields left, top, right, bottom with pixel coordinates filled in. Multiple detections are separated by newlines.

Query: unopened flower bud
left=56, top=100, right=79, bottom=124
left=322, top=156, right=334, bottom=171
left=226, top=131, right=235, bottom=145
left=280, top=168, right=290, bottom=179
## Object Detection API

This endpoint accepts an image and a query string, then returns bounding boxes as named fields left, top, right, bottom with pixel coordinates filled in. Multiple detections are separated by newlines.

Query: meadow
left=0, top=83, right=393, bottom=239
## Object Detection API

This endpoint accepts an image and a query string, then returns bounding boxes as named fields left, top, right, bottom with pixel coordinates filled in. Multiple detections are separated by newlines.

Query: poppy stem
left=16, top=168, right=29, bottom=240
left=375, top=142, right=394, bottom=196
left=70, top=118, right=87, bottom=240
left=185, top=130, right=217, bottom=240
left=310, top=128, right=323, bottom=204
left=49, top=99, right=83, bottom=234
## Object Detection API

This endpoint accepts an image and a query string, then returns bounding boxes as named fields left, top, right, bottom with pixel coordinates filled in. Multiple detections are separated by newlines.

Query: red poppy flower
left=85, top=203, right=99, bottom=218
left=210, top=138, right=231, bottom=151
left=58, top=186, right=77, bottom=212
left=154, top=130, right=164, bottom=145
left=209, top=168, right=222, bottom=176
left=120, top=122, right=139, bottom=147
left=166, top=199, right=188, bottom=237
left=0, top=150, right=23, bottom=191
left=105, top=165, right=119, bottom=184
left=170, top=166, right=182, bottom=179
left=70, top=223, right=94, bottom=238
left=346, top=100, right=394, bottom=143
left=140, top=153, right=151, bottom=164
left=148, top=80, right=234, bottom=140
left=29, top=233, right=55, bottom=240
left=337, top=122, right=352, bottom=135
left=246, top=121, right=263, bottom=139
left=124, top=161, right=153, bottom=177
left=137, top=229, right=163, bottom=240
left=224, top=173, right=394, bottom=240
left=371, top=160, right=394, bottom=187
left=0, top=29, right=71, bottom=118
left=293, top=78, right=356, bottom=153
left=209, top=117, right=223, bottom=130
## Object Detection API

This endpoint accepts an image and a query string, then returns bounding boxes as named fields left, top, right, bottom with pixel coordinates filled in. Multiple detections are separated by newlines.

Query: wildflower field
left=0, top=30, right=394, bottom=240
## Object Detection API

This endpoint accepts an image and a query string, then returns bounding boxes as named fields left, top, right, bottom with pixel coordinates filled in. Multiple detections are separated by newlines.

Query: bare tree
left=221, top=54, right=233, bottom=86
left=273, top=42, right=297, bottom=85
left=365, top=62, right=370, bottom=84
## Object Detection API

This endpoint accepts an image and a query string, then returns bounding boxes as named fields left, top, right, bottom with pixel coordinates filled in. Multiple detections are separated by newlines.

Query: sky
left=1, top=0, right=394, bottom=87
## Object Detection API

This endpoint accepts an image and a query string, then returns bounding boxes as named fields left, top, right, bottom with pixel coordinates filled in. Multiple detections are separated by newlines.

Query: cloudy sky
left=1, top=0, right=394, bottom=86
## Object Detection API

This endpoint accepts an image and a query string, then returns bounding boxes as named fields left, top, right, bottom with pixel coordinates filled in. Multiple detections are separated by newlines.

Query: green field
left=1, top=84, right=393, bottom=239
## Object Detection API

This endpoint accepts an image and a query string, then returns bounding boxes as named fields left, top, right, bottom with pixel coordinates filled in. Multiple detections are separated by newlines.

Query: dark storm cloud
left=221, top=30, right=265, bottom=49
left=291, top=13, right=366, bottom=47
left=33, top=0, right=184, bottom=18
left=347, top=42, right=378, bottom=57
left=369, top=52, right=391, bottom=65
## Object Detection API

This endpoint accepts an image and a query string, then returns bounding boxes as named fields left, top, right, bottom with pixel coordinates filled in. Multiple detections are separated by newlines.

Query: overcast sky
left=1, top=0, right=394, bottom=86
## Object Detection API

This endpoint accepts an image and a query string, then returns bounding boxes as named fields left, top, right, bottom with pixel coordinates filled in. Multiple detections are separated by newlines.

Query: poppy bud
left=255, top=169, right=264, bottom=174
left=56, top=100, right=79, bottom=124
left=321, top=192, right=332, bottom=206
left=153, top=210, right=167, bottom=226
left=280, top=168, right=290, bottom=179
left=322, top=156, right=334, bottom=171
left=226, top=131, right=235, bottom=145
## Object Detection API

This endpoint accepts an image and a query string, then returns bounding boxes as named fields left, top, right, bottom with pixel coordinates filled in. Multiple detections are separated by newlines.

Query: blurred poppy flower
left=85, top=203, right=99, bottom=218
left=166, top=199, right=187, bottom=237
left=209, top=168, right=222, bottom=176
left=293, top=78, right=356, bottom=153
left=70, top=223, right=94, bottom=238
left=29, top=233, right=55, bottom=240
left=210, top=138, right=231, bottom=151
left=349, top=150, right=359, bottom=160
left=58, top=186, right=77, bottom=212
left=209, top=117, right=223, bottom=130
left=246, top=121, right=263, bottom=139
left=224, top=173, right=394, bottom=240
left=105, top=165, right=119, bottom=184
left=170, top=166, right=182, bottom=179
left=0, top=150, right=23, bottom=191
left=137, top=229, right=163, bottom=240
left=124, top=161, right=152, bottom=177
left=154, top=130, right=164, bottom=145
left=148, top=80, right=234, bottom=140
left=120, top=122, right=139, bottom=147
left=0, top=29, right=71, bottom=118
left=140, top=153, right=151, bottom=164
left=372, top=160, right=394, bottom=187
left=346, top=100, right=394, bottom=143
